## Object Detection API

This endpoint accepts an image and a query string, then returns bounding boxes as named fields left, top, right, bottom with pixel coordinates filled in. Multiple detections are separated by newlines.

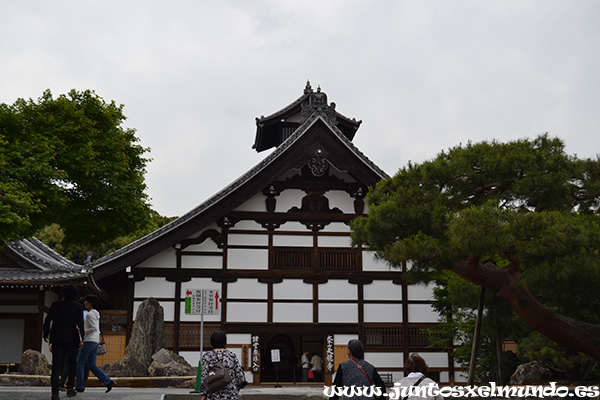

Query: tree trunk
left=450, top=257, right=600, bottom=362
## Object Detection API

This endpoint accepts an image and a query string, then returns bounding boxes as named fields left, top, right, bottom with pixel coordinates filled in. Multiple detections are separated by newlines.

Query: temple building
left=0, top=83, right=462, bottom=384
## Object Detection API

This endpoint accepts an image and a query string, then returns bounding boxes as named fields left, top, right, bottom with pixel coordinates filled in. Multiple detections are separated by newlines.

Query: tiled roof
left=0, top=238, right=89, bottom=284
left=89, top=109, right=389, bottom=275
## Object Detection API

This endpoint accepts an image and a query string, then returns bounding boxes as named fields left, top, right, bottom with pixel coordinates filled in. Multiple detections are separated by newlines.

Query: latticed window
left=362, top=324, right=434, bottom=350
left=164, top=323, right=221, bottom=350
left=272, top=247, right=358, bottom=270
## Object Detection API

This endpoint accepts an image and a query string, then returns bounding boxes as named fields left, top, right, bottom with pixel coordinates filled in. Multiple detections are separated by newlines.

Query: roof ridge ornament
left=300, top=84, right=337, bottom=125
left=304, top=80, right=313, bottom=94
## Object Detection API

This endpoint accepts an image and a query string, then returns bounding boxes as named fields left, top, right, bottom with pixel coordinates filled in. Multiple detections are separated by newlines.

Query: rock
left=99, top=361, right=134, bottom=377
left=119, top=297, right=166, bottom=376
left=18, top=349, right=51, bottom=375
left=509, top=360, right=553, bottom=384
left=148, top=348, right=195, bottom=377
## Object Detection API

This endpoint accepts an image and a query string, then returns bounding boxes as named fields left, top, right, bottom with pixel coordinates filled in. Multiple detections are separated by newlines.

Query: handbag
left=97, top=334, right=107, bottom=355
left=308, top=368, right=314, bottom=379
left=203, top=352, right=232, bottom=393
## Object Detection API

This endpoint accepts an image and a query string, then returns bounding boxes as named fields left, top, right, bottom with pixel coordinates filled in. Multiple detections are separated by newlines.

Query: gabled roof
left=0, top=238, right=90, bottom=285
left=91, top=97, right=388, bottom=280
left=253, top=81, right=362, bottom=152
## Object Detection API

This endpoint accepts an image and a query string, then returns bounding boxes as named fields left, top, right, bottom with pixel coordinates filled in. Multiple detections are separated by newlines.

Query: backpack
left=203, top=353, right=232, bottom=393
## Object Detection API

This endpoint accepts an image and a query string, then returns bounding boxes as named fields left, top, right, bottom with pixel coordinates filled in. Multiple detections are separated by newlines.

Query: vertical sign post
left=271, top=349, right=282, bottom=388
left=185, top=289, right=220, bottom=393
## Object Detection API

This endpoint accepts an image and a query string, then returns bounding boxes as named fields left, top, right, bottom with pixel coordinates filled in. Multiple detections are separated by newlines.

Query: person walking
left=75, top=295, right=115, bottom=393
left=301, top=350, right=310, bottom=382
left=200, top=330, right=247, bottom=400
left=43, top=284, right=85, bottom=400
left=394, top=354, right=443, bottom=400
left=310, top=352, right=323, bottom=382
left=330, top=339, right=386, bottom=400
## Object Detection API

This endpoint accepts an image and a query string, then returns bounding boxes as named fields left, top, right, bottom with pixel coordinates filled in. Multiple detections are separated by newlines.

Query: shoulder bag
left=97, top=333, right=107, bottom=355
left=203, top=351, right=232, bottom=393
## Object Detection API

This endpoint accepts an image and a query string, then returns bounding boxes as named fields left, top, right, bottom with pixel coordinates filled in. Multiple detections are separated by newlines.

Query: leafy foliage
left=1, top=89, right=152, bottom=246
left=351, top=134, right=600, bottom=364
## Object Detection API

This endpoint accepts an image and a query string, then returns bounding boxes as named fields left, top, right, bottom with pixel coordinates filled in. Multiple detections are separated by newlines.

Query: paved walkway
left=0, top=385, right=328, bottom=400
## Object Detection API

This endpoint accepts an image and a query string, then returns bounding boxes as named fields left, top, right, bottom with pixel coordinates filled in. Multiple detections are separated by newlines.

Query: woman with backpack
left=200, top=330, right=247, bottom=400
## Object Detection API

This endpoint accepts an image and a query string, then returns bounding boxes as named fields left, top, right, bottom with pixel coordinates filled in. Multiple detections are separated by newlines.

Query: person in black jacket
left=43, top=285, right=84, bottom=400
left=330, top=339, right=386, bottom=400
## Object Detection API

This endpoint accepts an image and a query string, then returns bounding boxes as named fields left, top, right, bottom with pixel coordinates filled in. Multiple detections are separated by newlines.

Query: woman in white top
left=394, top=354, right=443, bottom=400
left=75, top=294, right=115, bottom=393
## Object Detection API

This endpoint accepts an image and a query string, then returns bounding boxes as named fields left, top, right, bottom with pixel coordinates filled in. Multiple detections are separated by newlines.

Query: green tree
left=351, top=135, right=600, bottom=361
left=1, top=89, right=152, bottom=246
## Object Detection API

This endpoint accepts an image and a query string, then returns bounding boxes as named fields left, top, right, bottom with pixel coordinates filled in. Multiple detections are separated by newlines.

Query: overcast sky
left=2, top=1, right=600, bottom=217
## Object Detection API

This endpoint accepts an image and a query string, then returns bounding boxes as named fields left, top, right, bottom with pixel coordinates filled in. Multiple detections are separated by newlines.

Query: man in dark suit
left=43, top=285, right=84, bottom=400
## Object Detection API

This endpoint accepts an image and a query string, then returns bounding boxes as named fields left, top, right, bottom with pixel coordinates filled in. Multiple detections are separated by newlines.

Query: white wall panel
left=325, top=191, right=355, bottom=214
left=135, top=278, right=174, bottom=298
left=319, top=222, right=351, bottom=233
left=407, top=284, right=436, bottom=301
left=227, top=249, right=268, bottom=270
left=363, top=304, right=402, bottom=323
left=363, top=281, right=402, bottom=301
left=228, top=233, right=268, bottom=246
left=418, top=352, right=448, bottom=368
left=273, top=279, right=312, bottom=300
left=233, top=193, right=266, bottom=212
left=180, top=301, right=221, bottom=322
left=319, top=303, right=357, bottom=323
left=227, top=302, right=267, bottom=322
left=318, top=280, right=357, bottom=300
left=272, top=234, right=313, bottom=247
left=226, top=334, right=251, bottom=345
left=364, top=352, right=403, bottom=368
left=0, top=320, right=24, bottom=363
left=228, top=279, right=267, bottom=299
left=136, top=248, right=176, bottom=268
left=407, top=304, right=440, bottom=323
left=275, top=189, right=305, bottom=212
left=334, top=334, right=358, bottom=346
left=229, top=220, right=262, bottom=230
left=317, top=235, right=352, bottom=247
left=273, top=303, right=312, bottom=323
left=361, top=251, right=393, bottom=272
left=181, top=255, right=222, bottom=269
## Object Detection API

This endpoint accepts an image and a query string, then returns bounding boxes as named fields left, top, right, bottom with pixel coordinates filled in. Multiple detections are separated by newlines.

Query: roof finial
left=304, top=80, right=313, bottom=94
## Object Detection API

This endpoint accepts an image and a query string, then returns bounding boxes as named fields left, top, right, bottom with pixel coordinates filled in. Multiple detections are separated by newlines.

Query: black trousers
left=50, top=341, right=78, bottom=396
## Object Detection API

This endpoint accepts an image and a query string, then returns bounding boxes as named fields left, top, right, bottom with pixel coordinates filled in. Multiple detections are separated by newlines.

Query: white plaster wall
left=273, top=303, right=312, bottom=323
left=233, top=193, right=266, bottom=212
left=364, top=352, right=403, bottom=368
left=363, top=281, right=402, bottom=301
left=275, top=189, right=305, bottom=212
left=418, top=352, right=448, bottom=368
left=135, top=278, right=175, bottom=298
left=317, top=235, right=352, bottom=247
left=407, top=304, right=440, bottom=323
left=0, top=320, right=24, bottom=363
left=319, top=303, right=358, bottom=323
left=136, top=247, right=176, bottom=268
left=407, top=284, right=436, bottom=301
left=228, top=233, right=268, bottom=246
left=363, top=304, right=402, bottom=323
left=227, top=248, right=268, bottom=269
left=455, top=371, right=469, bottom=383
left=334, top=334, right=357, bottom=346
left=227, top=302, right=267, bottom=322
left=318, top=280, right=357, bottom=300
left=325, top=191, right=355, bottom=214
left=134, top=300, right=174, bottom=322
left=0, top=305, right=38, bottom=313
left=228, top=279, right=267, bottom=299
left=180, top=301, right=221, bottom=322
left=229, top=220, right=262, bottom=230
left=227, top=333, right=251, bottom=345
left=439, top=371, right=449, bottom=383
left=181, top=254, right=222, bottom=269
left=273, top=279, right=312, bottom=300
left=319, top=222, right=351, bottom=233
left=272, top=234, right=313, bottom=247
left=361, top=251, right=393, bottom=272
